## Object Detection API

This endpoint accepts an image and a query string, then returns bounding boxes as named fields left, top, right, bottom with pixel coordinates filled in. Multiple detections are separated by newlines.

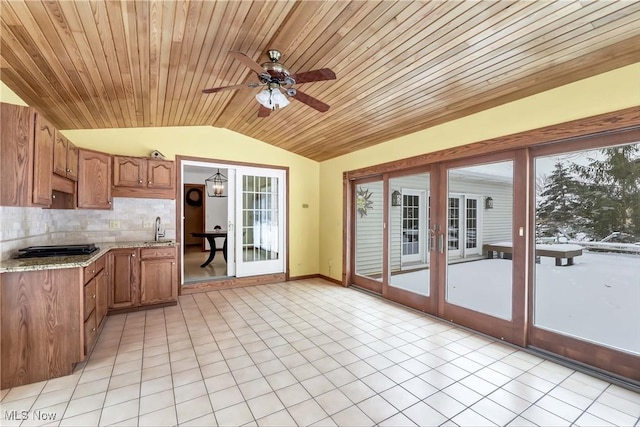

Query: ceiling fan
left=202, top=49, right=336, bottom=117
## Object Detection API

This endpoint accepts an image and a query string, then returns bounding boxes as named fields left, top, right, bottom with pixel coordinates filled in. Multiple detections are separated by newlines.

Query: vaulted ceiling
left=2, top=1, right=640, bottom=161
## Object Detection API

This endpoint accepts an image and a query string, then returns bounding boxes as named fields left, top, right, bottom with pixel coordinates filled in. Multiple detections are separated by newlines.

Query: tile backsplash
left=0, top=198, right=176, bottom=260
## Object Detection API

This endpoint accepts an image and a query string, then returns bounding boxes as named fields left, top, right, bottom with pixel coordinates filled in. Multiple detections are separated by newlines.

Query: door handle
left=438, top=234, right=444, bottom=253
left=428, top=227, right=436, bottom=252
left=228, top=221, right=234, bottom=232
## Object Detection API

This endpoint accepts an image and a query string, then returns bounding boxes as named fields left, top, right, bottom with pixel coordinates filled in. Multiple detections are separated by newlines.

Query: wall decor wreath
left=356, top=187, right=374, bottom=217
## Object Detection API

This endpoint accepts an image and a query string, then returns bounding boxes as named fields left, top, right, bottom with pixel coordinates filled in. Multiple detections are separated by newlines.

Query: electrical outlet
left=143, top=220, right=153, bottom=228
left=109, top=220, right=120, bottom=230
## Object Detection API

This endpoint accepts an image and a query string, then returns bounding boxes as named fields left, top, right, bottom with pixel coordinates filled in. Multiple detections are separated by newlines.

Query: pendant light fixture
left=205, top=169, right=227, bottom=197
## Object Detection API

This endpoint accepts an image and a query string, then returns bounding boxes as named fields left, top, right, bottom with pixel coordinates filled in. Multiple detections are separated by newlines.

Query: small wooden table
left=191, top=232, right=227, bottom=267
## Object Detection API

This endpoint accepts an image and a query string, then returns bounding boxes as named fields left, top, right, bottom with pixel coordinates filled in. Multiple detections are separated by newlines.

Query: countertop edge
left=0, top=241, right=176, bottom=273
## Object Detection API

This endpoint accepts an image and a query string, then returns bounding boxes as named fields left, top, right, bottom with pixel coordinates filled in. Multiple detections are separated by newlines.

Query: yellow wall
left=0, top=81, right=28, bottom=106
left=318, top=63, right=640, bottom=281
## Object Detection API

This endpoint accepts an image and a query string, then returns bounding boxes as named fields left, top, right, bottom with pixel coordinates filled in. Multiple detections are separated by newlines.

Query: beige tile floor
left=1, top=279, right=639, bottom=427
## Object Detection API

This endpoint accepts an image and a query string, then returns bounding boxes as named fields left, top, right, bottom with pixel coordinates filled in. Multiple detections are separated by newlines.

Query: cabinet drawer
left=84, top=280, right=96, bottom=320
left=140, top=246, right=175, bottom=260
left=84, top=261, right=97, bottom=282
left=95, top=255, right=106, bottom=273
left=84, top=310, right=97, bottom=355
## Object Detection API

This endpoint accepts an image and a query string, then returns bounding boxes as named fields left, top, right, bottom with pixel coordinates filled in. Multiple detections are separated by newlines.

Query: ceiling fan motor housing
left=261, top=49, right=290, bottom=82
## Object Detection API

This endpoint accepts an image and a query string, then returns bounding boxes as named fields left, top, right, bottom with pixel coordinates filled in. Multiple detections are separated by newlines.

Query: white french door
left=235, top=167, right=286, bottom=277
left=447, top=194, right=481, bottom=258
left=401, top=190, right=427, bottom=264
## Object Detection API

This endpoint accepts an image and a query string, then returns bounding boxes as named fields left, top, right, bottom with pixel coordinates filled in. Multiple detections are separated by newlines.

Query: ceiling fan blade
left=291, top=90, right=330, bottom=112
left=257, top=105, right=272, bottom=118
left=202, top=83, right=256, bottom=94
left=229, top=51, right=265, bottom=75
left=290, top=68, right=336, bottom=84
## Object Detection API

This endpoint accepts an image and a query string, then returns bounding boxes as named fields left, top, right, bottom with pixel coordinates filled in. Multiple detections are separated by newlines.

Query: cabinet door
left=109, top=249, right=138, bottom=309
left=32, top=113, right=54, bottom=206
left=95, top=268, right=108, bottom=328
left=147, top=160, right=174, bottom=189
left=140, top=258, right=177, bottom=305
left=0, top=104, right=34, bottom=206
left=78, top=150, right=112, bottom=209
left=53, top=133, right=68, bottom=177
left=114, top=156, right=145, bottom=187
left=66, top=141, right=79, bottom=181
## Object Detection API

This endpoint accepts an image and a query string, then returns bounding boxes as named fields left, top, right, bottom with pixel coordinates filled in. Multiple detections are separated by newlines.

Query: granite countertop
left=0, top=240, right=176, bottom=273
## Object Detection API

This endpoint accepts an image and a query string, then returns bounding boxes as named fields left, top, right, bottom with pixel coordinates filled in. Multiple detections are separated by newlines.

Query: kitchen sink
left=143, top=239, right=174, bottom=245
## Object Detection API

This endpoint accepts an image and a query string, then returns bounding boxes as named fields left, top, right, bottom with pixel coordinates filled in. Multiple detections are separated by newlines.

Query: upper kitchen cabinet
left=32, top=113, right=55, bottom=206
left=113, top=156, right=145, bottom=187
left=0, top=103, right=54, bottom=207
left=78, top=149, right=112, bottom=209
left=53, top=133, right=78, bottom=181
left=112, top=156, right=175, bottom=199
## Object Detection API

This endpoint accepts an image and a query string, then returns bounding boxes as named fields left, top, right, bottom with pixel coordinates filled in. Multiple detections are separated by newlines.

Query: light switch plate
left=109, top=220, right=120, bottom=230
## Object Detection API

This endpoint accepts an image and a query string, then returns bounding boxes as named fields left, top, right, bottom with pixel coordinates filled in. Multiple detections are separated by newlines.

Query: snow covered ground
left=389, top=251, right=640, bottom=355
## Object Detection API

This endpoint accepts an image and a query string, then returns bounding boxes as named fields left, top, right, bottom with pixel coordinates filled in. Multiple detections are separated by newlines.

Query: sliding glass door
left=529, top=140, right=640, bottom=380
left=386, top=169, right=436, bottom=312
left=439, top=154, right=527, bottom=343
left=347, top=129, right=640, bottom=381
left=352, top=177, right=384, bottom=293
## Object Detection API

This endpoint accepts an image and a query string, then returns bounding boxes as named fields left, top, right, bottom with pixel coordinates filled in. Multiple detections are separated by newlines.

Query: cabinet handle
left=91, top=328, right=96, bottom=333
left=92, top=294, right=96, bottom=299
left=131, top=253, right=135, bottom=257
left=108, top=200, right=112, bottom=205
left=67, top=168, right=71, bottom=172
left=139, top=179, right=143, bottom=183
left=148, top=181, right=152, bottom=185
left=172, top=262, right=175, bottom=265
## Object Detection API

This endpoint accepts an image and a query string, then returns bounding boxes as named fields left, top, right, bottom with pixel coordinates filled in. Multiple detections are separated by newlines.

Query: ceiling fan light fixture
left=255, top=88, right=290, bottom=110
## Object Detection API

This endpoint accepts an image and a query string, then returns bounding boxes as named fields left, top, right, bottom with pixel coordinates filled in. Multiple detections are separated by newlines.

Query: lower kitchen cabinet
left=109, top=248, right=139, bottom=309
left=1, top=268, right=82, bottom=389
left=83, top=254, right=108, bottom=356
left=140, top=247, right=177, bottom=305
left=109, top=246, right=177, bottom=313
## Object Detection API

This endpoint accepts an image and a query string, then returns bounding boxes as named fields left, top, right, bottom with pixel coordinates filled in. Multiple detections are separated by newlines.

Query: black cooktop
left=16, top=244, right=99, bottom=258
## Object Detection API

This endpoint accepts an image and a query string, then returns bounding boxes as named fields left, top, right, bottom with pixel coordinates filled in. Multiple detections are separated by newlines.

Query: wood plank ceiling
left=2, top=1, right=640, bottom=161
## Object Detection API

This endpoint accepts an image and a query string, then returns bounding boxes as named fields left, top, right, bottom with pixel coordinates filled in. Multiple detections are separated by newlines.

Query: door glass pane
left=242, top=175, right=279, bottom=262
left=446, top=161, right=514, bottom=319
left=389, top=173, right=430, bottom=296
left=403, top=194, right=420, bottom=256
left=355, top=181, right=384, bottom=281
left=534, top=143, right=640, bottom=354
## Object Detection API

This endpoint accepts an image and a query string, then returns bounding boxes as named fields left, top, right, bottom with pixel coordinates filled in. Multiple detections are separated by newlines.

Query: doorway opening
left=178, top=157, right=288, bottom=289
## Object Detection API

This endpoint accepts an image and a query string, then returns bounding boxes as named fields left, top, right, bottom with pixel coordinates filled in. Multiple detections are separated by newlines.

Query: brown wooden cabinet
left=112, top=156, right=175, bottom=199
left=53, top=133, right=78, bottom=181
left=32, top=112, right=55, bottom=206
left=82, top=254, right=107, bottom=357
left=140, top=247, right=177, bottom=305
left=108, top=246, right=177, bottom=313
left=78, top=149, right=112, bottom=209
left=109, top=248, right=139, bottom=309
left=147, top=160, right=174, bottom=189
left=113, top=156, right=145, bottom=187
left=1, top=268, right=82, bottom=389
left=0, top=103, right=55, bottom=207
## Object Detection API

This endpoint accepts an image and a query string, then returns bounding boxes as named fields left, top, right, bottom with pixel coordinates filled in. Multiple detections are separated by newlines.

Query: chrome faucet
left=155, top=216, right=165, bottom=241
